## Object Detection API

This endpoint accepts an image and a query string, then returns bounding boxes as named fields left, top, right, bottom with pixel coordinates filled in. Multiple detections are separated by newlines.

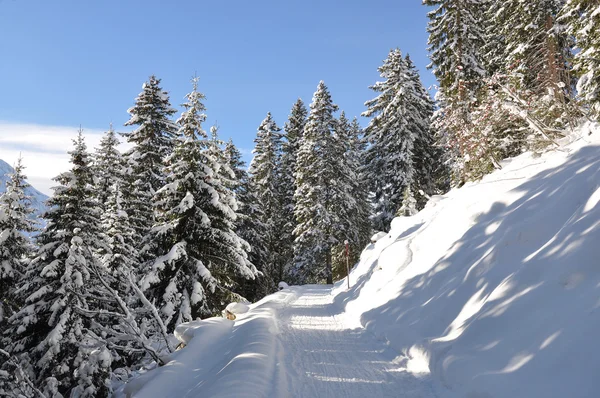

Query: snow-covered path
left=276, top=285, right=437, bottom=398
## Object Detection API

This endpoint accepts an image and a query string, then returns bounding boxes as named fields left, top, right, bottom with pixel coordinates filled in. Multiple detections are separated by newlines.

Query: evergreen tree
left=122, top=75, right=178, bottom=252
left=330, top=113, right=370, bottom=279
left=248, top=113, right=283, bottom=294
left=293, top=81, right=339, bottom=284
left=404, top=55, right=446, bottom=205
left=490, top=0, right=571, bottom=99
left=424, top=0, right=487, bottom=101
left=279, top=99, right=307, bottom=283
left=562, top=0, right=600, bottom=118
left=141, top=79, right=256, bottom=331
left=93, top=124, right=125, bottom=209
left=3, top=131, right=111, bottom=396
left=225, top=140, right=268, bottom=301
left=349, top=118, right=373, bottom=249
left=0, top=157, right=37, bottom=323
left=362, top=49, right=418, bottom=231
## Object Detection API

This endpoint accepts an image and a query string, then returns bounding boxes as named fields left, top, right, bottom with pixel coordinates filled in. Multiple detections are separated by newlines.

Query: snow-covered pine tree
left=330, top=113, right=369, bottom=280
left=404, top=54, right=447, bottom=205
left=142, top=79, right=256, bottom=331
left=93, top=124, right=125, bottom=209
left=362, top=49, right=418, bottom=231
left=424, top=0, right=487, bottom=101
left=3, top=131, right=111, bottom=396
left=293, top=81, right=339, bottom=284
left=561, top=0, right=600, bottom=118
left=0, top=157, right=37, bottom=324
left=424, top=0, right=489, bottom=183
left=206, top=124, right=256, bottom=300
left=278, top=99, right=307, bottom=284
left=349, top=118, right=373, bottom=250
left=248, top=113, right=283, bottom=294
left=224, top=140, right=268, bottom=301
left=488, top=0, right=573, bottom=128
left=122, top=75, right=178, bottom=256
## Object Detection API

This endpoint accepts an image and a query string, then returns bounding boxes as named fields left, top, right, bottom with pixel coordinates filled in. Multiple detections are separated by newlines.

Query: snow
left=119, top=124, right=600, bottom=397
left=226, top=302, right=250, bottom=315
left=278, top=281, right=289, bottom=290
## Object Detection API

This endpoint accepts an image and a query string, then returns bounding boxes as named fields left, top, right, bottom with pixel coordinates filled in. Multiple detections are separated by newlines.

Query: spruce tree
left=248, top=113, right=283, bottom=294
left=142, top=79, right=256, bottom=331
left=122, top=75, right=177, bottom=253
left=349, top=118, right=373, bottom=250
left=562, top=0, right=600, bottom=118
left=93, top=124, right=125, bottom=209
left=3, top=131, right=111, bottom=396
left=362, top=49, right=418, bottom=231
left=424, top=0, right=487, bottom=101
left=293, top=81, right=339, bottom=284
left=404, top=54, right=446, bottom=205
left=0, top=157, right=37, bottom=323
left=279, top=99, right=307, bottom=283
left=225, top=140, right=268, bottom=301
left=330, top=113, right=370, bottom=279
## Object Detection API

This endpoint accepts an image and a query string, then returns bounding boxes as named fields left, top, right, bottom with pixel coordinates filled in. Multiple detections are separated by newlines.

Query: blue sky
left=0, top=0, right=434, bottom=194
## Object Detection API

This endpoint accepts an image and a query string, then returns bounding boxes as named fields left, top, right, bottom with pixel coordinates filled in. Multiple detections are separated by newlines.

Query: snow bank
left=120, top=290, right=298, bottom=398
left=332, top=124, right=600, bottom=397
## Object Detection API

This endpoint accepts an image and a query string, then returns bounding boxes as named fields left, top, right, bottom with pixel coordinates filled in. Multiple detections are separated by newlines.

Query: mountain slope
left=120, top=122, right=600, bottom=398
left=0, top=159, right=48, bottom=219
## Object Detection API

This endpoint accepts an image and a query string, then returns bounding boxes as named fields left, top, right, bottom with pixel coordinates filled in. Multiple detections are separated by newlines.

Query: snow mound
left=370, top=231, right=387, bottom=243
left=278, top=281, right=289, bottom=290
left=226, top=302, right=250, bottom=315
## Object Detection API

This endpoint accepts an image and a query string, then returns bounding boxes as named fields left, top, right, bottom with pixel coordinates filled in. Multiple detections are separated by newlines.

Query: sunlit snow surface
left=119, top=122, right=600, bottom=398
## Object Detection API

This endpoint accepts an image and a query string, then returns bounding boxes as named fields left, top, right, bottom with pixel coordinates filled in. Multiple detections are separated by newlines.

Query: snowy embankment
left=122, top=123, right=600, bottom=398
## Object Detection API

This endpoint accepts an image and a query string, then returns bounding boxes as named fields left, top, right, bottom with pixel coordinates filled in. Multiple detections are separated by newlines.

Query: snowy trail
left=276, top=285, right=437, bottom=398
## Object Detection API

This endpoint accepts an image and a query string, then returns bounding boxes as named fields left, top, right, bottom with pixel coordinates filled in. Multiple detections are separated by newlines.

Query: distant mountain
left=0, top=159, right=49, bottom=222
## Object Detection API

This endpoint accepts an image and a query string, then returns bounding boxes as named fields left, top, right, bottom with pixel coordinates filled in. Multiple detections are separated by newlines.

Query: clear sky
left=0, top=0, right=434, bottom=194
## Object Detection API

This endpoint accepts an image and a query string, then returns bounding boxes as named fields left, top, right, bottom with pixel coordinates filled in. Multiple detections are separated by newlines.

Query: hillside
left=120, top=122, right=600, bottom=398
left=0, top=159, right=48, bottom=219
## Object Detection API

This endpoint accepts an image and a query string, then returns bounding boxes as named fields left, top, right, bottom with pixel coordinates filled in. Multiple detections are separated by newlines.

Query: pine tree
left=248, top=113, right=283, bottom=294
left=424, top=0, right=487, bottom=101
left=330, top=113, right=370, bottom=280
left=293, top=81, right=339, bottom=284
left=349, top=118, right=373, bottom=250
left=279, top=99, right=307, bottom=283
left=93, top=124, right=125, bottom=209
left=142, top=79, right=256, bottom=331
left=3, top=131, right=111, bottom=396
left=490, top=0, right=571, bottom=99
left=225, top=140, right=268, bottom=301
left=0, top=157, right=37, bottom=323
left=362, top=49, right=418, bottom=231
left=404, top=55, right=446, bottom=205
left=561, top=0, right=600, bottom=118
left=122, top=75, right=178, bottom=253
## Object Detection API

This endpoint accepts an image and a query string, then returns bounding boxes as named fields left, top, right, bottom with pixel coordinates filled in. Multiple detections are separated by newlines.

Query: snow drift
left=121, top=123, right=600, bottom=398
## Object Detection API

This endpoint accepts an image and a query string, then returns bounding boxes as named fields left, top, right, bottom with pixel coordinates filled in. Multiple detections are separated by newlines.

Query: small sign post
left=344, top=240, right=350, bottom=290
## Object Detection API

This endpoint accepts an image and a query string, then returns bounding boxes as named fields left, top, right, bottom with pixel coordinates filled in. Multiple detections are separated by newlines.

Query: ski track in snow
left=276, top=285, right=437, bottom=398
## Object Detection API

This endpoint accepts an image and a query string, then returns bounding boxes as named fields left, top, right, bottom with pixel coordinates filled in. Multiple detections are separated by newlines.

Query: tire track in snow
left=276, top=285, right=438, bottom=397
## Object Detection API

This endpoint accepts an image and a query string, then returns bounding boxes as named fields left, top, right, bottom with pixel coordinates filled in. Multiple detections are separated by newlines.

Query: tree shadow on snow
left=357, top=145, right=600, bottom=397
